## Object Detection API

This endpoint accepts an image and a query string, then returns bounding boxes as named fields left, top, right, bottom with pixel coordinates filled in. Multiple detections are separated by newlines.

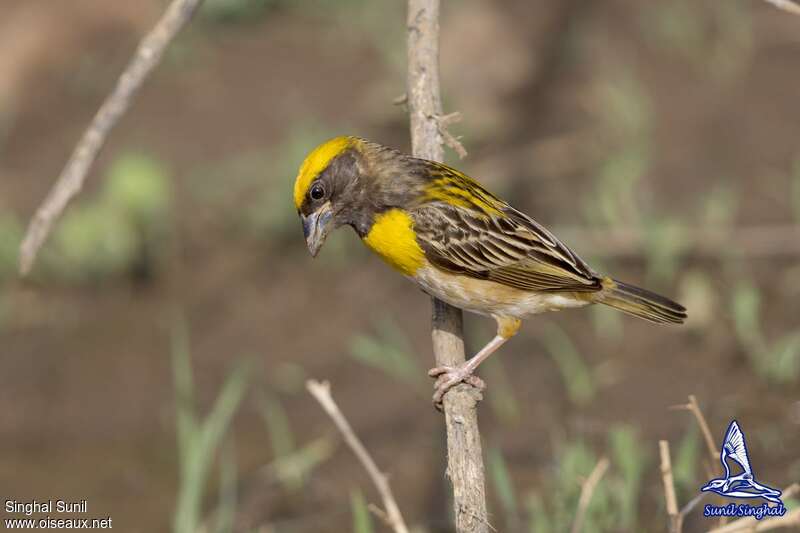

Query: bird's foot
left=428, top=364, right=485, bottom=410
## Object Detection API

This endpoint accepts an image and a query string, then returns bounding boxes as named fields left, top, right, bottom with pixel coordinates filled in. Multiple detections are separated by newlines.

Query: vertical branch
left=406, top=1, right=489, bottom=532
left=407, top=0, right=444, bottom=163
left=659, top=440, right=682, bottom=533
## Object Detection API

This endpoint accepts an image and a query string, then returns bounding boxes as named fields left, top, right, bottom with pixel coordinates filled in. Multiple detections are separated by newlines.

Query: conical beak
left=301, top=202, right=333, bottom=257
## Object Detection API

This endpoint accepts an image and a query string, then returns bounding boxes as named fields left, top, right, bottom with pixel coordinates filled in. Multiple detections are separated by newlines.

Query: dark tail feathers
left=599, top=279, right=686, bottom=325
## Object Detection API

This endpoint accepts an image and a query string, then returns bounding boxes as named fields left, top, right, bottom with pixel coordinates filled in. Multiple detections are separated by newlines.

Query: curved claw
left=428, top=365, right=485, bottom=409
left=428, top=365, right=453, bottom=377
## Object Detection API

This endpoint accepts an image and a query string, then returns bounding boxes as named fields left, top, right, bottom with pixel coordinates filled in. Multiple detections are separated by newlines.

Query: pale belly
left=411, top=265, right=591, bottom=319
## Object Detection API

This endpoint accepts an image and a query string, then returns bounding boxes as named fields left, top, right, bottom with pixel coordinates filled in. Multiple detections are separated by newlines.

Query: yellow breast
left=362, top=209, right=425, bottom=276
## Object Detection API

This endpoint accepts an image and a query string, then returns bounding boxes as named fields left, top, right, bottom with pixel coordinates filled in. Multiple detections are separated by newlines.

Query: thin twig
left=407, top=1, right=489, bottom=532
left=367, top=503, right=393, bottom=529
left=570, top=457, right=610, bottom=533
left=670, top=394, right=719, bottom=478
left=762, top=0, right=800, bottom=15
left=306, top=380, right=410, bottom=533
left=432, top=112, right=468, bottom=159
left=660, top=440, right=682, bottom=533
left=18, top=0, right=204, bottom=276
left=687, top=395, right=719, bottom=462
left=680, top=492, right=709, bottom=522
left=782, top=483, right=800, bottom=500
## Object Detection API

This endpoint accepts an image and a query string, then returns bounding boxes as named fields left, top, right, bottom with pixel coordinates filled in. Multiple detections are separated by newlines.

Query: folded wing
left=411, top=200, right=603, bottom=293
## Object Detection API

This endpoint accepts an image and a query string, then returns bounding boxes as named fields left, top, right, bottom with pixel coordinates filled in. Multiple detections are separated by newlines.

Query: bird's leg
left=428, top=317, right=521, bottom=408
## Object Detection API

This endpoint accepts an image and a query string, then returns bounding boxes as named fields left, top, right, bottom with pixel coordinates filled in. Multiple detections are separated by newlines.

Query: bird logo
left=701, top=420, right=783, bottom=505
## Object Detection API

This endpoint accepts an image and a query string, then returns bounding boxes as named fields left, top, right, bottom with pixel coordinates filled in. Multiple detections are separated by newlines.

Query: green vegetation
left=732, top=282, right=800, bottom=383
left=540, top=440, right=612, bottom=531
left=672, top=424, right=701, bottom=501
left=171, top=319, right=250, bottom=533
left=516, top=426, right=650, bottom=532
left=792, top=157, right=800, bottom=223
left=170, top=332, right=332, bottom=531
left=542, top=322, right=595, bottom=405
left=589, top=305, right=624, bottom=343
left=488, top=447, right=521, bottom=526
left=200, top=0, right=281, bottom=23
left=348, top=316, right=419, bottom=387
left=45, top=153, right=172, bottom=282
left=350, top=489, right=375, bottom=533
left=585, top=68, right=651, bottom=229
left=255, top=390, right=334, bottom=493
left=268, top=438, right=334, bottom=495
left=482, top=357, right=521, bottom=426
left=257, top=390, right=295, bottom=465
left=268, top=361, right=309, bottom=395
left=212, top=445, right=238, bottom=533
left=642, top=1, right=753, bottom=80
left=586, top=68, right=690, bottom=286
left=51, top=203, right=138, bottom=280
left=608, top=426, right=648, bottom=529
left=708, top=2, right=753, bottom=81
left=642, top=217, right=688, bottom=284
left=702, top=179, right=739, bottom=229
left=677, top=270, right=715, bottom=328
left=0, top=212, right=22, bottom=281
left=642, top=0, right=706, bottom=61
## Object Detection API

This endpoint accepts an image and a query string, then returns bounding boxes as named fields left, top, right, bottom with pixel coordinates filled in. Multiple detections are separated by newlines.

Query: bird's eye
left=310, top=183, right=325, bottom=201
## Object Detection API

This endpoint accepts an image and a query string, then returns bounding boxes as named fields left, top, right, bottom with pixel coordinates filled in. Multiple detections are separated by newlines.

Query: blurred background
left=1, top=0, right=800, bottom=531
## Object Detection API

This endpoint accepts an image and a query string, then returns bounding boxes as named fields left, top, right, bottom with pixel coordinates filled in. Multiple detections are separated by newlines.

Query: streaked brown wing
left=411, top=202, right=602, bottom=292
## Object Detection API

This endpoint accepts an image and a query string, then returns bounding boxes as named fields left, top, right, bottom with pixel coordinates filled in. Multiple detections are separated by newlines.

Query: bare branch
left=660, top=440, right=682, bottom=533
left=367, top=503, right=393, bottom=529
left=432, top=112, right=468, bottom=159
left=306, top=380, right=410, bottom=533
left=18, top=0, right=204, bottom=276
left=762, top=0, right=800, bottom=15
left=783, top=483, right=800, bottom=500
left=679, top=492, right=709, bottom=522
left=570, top=457, right=610, bottom=533
left=670, top=395, right=719, bottom=467
left=407, top=1, right=489, bottom=531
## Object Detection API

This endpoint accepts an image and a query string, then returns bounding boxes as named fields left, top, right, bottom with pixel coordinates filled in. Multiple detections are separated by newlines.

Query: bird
left=701, top=420, right=783, bottom=504
left=293, top=136, right=686, bottom=405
